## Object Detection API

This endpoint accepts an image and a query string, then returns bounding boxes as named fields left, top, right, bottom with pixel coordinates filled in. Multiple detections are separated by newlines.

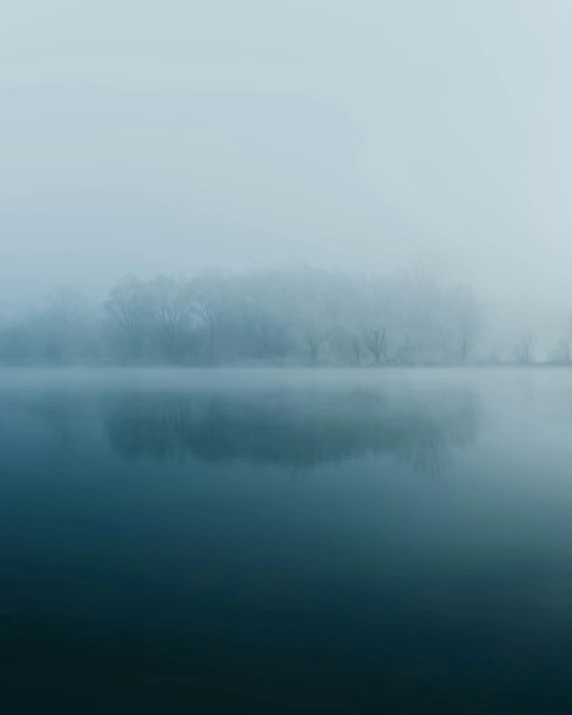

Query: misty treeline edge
left=0, top=265, right=539, bottom=367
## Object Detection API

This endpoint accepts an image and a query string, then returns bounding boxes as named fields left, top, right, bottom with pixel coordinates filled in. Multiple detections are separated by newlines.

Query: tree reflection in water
left=105, top=387, right=478, bottom=476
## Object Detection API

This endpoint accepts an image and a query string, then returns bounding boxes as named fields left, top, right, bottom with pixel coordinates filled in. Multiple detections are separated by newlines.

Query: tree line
left=0, top=267, right=481, bottom=366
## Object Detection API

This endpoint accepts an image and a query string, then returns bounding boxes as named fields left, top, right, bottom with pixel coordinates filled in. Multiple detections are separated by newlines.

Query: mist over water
left=5, top=1, right=572, bottom=711
left=1, top=369, right=572, bottom=712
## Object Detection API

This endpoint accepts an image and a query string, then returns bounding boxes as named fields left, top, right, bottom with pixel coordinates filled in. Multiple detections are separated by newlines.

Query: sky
left=1, top=0, right=572, bottom=317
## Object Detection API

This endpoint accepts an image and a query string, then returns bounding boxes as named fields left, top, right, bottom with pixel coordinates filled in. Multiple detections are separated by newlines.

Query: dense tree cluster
left=0, top=267, right=481, bottom=366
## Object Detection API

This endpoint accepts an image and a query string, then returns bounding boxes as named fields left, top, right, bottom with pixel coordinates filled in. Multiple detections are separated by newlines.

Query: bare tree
left=45, top=285, right=86, bottom=328
left=458, top=323, right=473, bottom=364
left=396, top=331, right=411, bottom=365
left=549, top=316, right=572, bottom=364
left=151, top=275, right=193, bottom=362
left=1, top=266, right=486, bottom=368
left=351, top=336, right=363, bottom=365
left=550, top=339, right=570, bottom=364
left=306, top=322, right=321, bottom=364
left=238, top=276, right=278, bottom=359
left=194, top=294, right=219, bottom=364
left=105, top=276, right=154, bottom=359
left=43, top=285, right=87, bottom=362
left=453, top=284, right=479, bottom=364
left=514, top=330, right=535, bottom=365
left=365, top=327, right=387, bottom=364
left=191, top=271, right=231, bottom=364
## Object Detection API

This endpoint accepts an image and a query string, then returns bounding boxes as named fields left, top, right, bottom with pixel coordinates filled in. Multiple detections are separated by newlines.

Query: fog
left=2, top=1, right=572, bottom=356
left=8, top=7, right=572, bottom=709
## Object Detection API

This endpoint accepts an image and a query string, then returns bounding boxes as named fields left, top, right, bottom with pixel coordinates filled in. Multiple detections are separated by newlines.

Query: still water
left=1, top=368, right=572, bottom=713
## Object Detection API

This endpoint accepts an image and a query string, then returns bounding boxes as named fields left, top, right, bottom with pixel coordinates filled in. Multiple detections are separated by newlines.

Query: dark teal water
left=2, top=369, right=572, bottom=713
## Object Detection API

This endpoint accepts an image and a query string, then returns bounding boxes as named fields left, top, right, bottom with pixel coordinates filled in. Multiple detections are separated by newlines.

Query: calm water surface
left=2, top=368, right=572, bottom=713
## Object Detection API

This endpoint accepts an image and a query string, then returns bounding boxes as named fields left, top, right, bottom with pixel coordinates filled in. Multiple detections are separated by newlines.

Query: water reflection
left=105, top=387, right=479, bottom=475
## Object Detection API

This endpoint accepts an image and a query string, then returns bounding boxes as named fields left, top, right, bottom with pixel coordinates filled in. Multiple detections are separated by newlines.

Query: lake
left=1, top=368, right=572, bottom=713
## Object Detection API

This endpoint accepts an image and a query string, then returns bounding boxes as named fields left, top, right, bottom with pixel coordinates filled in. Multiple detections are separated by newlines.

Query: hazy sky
left=2, top=1, right=572, bottom=310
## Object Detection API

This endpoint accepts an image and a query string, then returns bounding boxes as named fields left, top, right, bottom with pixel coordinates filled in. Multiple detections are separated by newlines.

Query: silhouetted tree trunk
left=365, top=327, right=387, bottom=364
left=352, top=338, right=362, bottom=365
left=307, top=323, right=319, bottom=364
